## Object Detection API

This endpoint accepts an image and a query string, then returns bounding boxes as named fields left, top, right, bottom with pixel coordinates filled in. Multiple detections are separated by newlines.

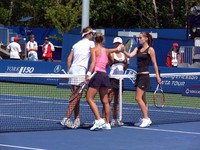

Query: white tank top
left=109, top=52, right=126, bottom=78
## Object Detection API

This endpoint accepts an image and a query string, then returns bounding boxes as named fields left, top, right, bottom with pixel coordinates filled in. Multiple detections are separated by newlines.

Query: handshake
left=117, top=44, right=125, bottom=52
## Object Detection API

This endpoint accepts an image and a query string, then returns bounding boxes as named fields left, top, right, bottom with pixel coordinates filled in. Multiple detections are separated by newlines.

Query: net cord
left=0, top=72, right=200, bottom=78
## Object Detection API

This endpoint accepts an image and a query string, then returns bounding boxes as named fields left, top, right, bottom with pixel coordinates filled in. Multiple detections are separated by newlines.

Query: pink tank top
left=94, top=48, right=108, bottom=73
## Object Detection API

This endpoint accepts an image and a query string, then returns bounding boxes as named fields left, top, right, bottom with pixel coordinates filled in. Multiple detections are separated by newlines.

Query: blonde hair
left=80, top=26, right=93, bottom=37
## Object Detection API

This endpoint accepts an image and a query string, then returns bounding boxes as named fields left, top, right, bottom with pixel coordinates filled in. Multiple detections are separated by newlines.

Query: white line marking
left=123, top=126, right=200, bottom=135
left=0, top=114, right=60, bottom=122
left=0, top=144, right=46, bottom=150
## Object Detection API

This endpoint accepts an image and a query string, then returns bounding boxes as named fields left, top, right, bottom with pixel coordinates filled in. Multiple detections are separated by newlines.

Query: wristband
left=127, top=58, right=130, bottom=64
left=87, top=71, right=92, bottom=76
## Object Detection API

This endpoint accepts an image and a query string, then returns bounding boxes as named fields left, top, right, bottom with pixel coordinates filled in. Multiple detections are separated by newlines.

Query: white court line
left=0, top=114, right=60, bottom=122
left=0, top=144, right=46, bottom=150
left=123, top=126, right=200, bottom=135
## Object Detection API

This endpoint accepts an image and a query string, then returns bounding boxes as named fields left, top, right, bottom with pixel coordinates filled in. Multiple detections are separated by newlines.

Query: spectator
left=42, top=37, right=55, bottom=62
left=6, top=37, right=22, bottom=60
left=26, top=34, right=38, bottom=61
left=166, top=42, right=183, bottom=67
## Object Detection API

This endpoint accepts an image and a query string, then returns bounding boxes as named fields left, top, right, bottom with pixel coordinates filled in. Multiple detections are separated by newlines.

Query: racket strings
left=154, top=91, right=165, bottom=107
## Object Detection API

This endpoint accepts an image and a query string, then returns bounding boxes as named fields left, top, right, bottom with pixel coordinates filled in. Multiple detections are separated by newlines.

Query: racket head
left=68, top=82, right=85, bottom=102
left=124, top=39, right=133, bottom=53
left=68, top=72, right=96, bottom=102
left=153, top=84, right=166, bottom=108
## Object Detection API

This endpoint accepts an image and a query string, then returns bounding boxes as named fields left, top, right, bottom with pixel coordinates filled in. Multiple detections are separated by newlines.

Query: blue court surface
left=0, top=121, right=200, bottom=150
left=0, top=94, right=200, bottom=150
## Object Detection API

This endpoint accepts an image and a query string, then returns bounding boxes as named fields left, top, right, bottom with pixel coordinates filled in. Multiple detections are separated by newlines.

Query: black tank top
left=137, top=46, right=151, bottom=72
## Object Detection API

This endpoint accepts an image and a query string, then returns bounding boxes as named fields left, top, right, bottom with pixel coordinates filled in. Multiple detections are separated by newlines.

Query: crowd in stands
left=4, top=35, right=55, bottom=62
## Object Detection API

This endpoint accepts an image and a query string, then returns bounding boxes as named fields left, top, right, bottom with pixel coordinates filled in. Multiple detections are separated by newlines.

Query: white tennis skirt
left=68, top=65, right=86, bottom=85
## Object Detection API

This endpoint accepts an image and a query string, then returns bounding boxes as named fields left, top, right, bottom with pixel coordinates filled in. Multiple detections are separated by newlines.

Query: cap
left=173, top=43, right=179, bottom=47
left=44, top=37, right=49, bottom=40
left=82, top=29, right=96, bottom=37
left=14, top=37, right=20, bottom=42
left=113, top=37, right=123, bottom=44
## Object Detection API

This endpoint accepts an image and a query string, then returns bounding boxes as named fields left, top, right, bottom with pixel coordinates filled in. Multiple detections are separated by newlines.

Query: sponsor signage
left=0, top=60, right=199, bottom=94
left=182, top=86, right=200, bottom=97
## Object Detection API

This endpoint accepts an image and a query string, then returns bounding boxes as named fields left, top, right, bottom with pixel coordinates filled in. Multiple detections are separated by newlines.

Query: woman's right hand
left=117, top=44, right=124, bottom=51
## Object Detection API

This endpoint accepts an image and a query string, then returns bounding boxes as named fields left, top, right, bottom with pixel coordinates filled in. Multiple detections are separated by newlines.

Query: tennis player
left=122, top=32, right=161, bottom=128
left=86, top=32, right=124, bottom=131
left=60, top=26, right=96, bottom=129
left=107, top=37, right=128, bottom=126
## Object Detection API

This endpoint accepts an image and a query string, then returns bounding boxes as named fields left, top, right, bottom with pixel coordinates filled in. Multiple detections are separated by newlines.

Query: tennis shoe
left=102, top=123, right=111, bottom=130
left=60, top=117, right=74, bottom=129
left=139, top=118, right=152, bottom=128
left=111, top=119, right=124, bottom=126
left=73, top=118, right=81, bottom=129
left=90, top=118, right=105, bottom=131
left=60, top=117, right=68, bottom=126
left=134, top=118, right=143, bottom=126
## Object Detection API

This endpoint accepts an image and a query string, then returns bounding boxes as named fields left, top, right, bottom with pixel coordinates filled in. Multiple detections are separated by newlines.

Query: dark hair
left=140, top=32, right=153, bottom=47
left=29, top=34, right=35, bottom=39
left=94, top=32, right=104, bottom=44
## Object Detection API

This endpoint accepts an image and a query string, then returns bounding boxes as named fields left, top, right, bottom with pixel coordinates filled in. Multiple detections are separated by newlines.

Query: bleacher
left=0, top=26, right=27, bottom=59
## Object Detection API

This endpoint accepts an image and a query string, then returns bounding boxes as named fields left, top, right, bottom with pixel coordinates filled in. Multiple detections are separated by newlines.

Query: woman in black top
left=123, top=32, right=161, bottom=128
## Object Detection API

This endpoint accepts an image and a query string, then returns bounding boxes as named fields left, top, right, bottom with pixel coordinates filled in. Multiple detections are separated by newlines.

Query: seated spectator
left=42, top=37, right=55, bottom=62
left=166, top=42, right=183, bottom=67
left=6, top=37, right=22, bottom=60
left=26, top=34, right=38, bottom=61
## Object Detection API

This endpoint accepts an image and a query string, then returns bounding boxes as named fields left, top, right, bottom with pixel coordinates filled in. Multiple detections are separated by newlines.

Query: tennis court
left=0, top=122, right=200, bottom=150
left=0, top=73, right=200, bottom=149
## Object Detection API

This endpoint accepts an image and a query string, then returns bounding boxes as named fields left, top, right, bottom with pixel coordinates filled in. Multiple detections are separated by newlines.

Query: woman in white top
left=60, top=26, right=96, bottom=129
left=107, top=37, right=128, bottom=126
left=26, top=34, right=38, bottom=61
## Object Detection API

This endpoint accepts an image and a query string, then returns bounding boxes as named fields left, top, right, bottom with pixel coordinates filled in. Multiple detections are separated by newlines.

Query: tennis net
left=0, top=72, right=200, bottom=132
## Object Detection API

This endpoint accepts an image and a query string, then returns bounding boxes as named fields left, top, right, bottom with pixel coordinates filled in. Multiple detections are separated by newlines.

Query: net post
left=119, top=77, right=123, bottom=121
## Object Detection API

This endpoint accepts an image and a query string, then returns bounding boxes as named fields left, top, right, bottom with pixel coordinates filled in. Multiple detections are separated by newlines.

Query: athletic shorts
left=110, top=78, right=124, bottom=90
left=88, top=72, right=111, bottom=88
left=68, top=65, right=86, bottom=86
left=135, top=74, right=151, bottom=90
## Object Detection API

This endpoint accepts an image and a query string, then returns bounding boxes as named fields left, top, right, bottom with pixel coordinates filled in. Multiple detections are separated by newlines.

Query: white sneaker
left=116, top=119, right=124, bottom=126
left=90, top=118, right=105, bottom=131
left=134, top=118, right=143, bottom=126
left=139, top=118, right=152, bottom=128
left=102, top=123, right=111, bottom=130
left=73, top=118, right=81, bottom=129
left=111, top=119, right=116, bottom=126
left=111, top=119, right=124, bottom=126
left=60, top=117, right=74, bottom=128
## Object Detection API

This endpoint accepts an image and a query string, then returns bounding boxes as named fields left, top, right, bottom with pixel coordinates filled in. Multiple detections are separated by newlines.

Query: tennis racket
left=68, top=72, right=96, bottom=102
left=124, top=39, right=134, bottom=65
left=124, top=39, right=134, bottom=53
left=153, top=71, right=166, bottom=108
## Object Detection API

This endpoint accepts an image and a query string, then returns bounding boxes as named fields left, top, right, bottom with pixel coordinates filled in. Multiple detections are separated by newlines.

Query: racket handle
left=127, top=58, right=130, bottom=64
left=89, top=72, right=96, bottom=79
